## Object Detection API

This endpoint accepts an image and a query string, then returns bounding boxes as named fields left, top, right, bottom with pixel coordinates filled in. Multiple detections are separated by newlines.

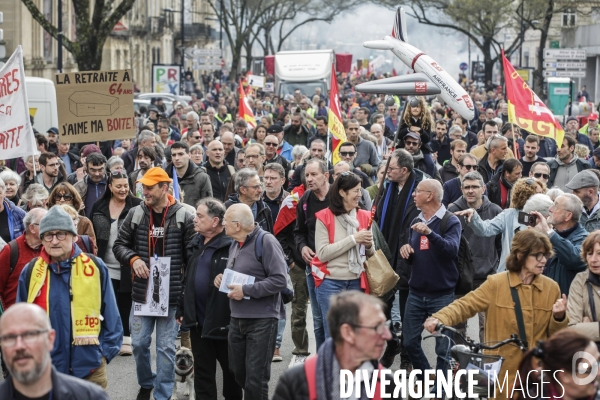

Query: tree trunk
left=482, top=38, right=495, bottom=84
left=534, top=0, right=554, bottom=96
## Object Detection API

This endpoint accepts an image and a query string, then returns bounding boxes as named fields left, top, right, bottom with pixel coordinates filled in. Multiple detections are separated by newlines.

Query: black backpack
left=441, top=211, right=474, bottom=296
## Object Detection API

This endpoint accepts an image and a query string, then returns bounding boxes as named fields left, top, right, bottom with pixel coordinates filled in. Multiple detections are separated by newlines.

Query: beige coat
left=433, top=271, right=568, bottom=397
left=567, top=270, right=600, bottom=341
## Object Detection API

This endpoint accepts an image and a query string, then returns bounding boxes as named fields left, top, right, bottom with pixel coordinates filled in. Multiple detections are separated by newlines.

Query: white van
left=25, top=77, right=58, bottom=132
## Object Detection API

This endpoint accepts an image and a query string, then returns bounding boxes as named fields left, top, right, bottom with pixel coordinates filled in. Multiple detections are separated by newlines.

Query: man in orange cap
left=113, top=167, right=195, bottom=400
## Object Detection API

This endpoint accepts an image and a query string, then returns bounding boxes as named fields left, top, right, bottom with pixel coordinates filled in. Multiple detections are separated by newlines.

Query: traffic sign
left=543, top=61, right=586, bottom=69
left=543, top=70, right=586, bottom=78
left=459, top=62, right=468, bottom=71
left=543, top=48, right=586, bottom=60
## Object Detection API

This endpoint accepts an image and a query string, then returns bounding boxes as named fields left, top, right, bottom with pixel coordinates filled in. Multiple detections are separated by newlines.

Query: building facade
left=0, top=0, right=219, bottom=92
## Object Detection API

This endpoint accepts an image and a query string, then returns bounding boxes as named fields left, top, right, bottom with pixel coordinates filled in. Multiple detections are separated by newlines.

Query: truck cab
left=275, top=50, right=334, bottom=99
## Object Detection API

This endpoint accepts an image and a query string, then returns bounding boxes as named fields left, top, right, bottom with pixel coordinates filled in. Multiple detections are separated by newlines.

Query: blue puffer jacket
left=4, top=199, right=25, bottom=240
left=16, top=244, right=123, bottom=379
left=544, top=223, right=588, bottom=295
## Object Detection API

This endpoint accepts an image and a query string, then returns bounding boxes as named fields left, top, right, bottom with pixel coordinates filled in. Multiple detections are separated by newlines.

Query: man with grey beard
left=0, top=303, right=108, bottom=399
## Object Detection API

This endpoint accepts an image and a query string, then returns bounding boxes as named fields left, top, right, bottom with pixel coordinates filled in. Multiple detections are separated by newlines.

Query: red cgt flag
left=502, top=50, right=564, bottom=146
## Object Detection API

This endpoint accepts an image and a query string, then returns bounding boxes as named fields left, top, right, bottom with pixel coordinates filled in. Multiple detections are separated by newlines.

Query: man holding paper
left=215, top=203, right=287, bottom=400
left=113, top=167, right=195, bottom=400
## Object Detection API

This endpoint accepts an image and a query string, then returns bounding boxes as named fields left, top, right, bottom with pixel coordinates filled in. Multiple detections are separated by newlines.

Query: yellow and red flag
left=238, top=80, right=256, bottom=129
left=502, top=50, right=564, bottom=147
left=328, top=64, right=346, bottom=165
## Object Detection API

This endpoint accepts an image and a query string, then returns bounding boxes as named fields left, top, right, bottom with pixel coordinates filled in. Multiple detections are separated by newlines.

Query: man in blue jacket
left=400, top=179, right=461, bottom=392
left=17, top=206, right=122, bottom=389
left=530, top=193, right=588, bottom=294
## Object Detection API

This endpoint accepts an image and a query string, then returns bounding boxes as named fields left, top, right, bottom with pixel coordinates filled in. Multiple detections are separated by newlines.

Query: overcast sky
left=281, top=4, right=482, bottom=79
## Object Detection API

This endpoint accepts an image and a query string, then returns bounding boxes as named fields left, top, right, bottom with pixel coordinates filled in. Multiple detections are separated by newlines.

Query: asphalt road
left=1, top=303, right=479, bottom=399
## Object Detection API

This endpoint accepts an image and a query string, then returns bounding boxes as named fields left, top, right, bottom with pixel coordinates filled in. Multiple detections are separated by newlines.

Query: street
left=102, top=303, right=478, bottom=399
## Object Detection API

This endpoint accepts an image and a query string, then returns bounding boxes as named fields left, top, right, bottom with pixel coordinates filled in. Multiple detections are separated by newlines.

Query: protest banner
left=152, top=64, right=181, bottom=94
left=54, top=69, right=135, bottom=143
left=0, top=46, right=37, bottom=160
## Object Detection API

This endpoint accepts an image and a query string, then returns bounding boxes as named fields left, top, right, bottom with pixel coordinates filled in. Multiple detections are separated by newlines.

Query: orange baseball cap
left=136, top=167, right=173, bottom=186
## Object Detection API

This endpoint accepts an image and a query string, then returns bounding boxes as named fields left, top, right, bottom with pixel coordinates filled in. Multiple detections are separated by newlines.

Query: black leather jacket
left=176, top=232, right=233, bottom=340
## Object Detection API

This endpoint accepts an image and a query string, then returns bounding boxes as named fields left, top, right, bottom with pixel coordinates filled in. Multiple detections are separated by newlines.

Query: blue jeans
left=403, top=292, right=454, bottom=374
left=228, top=317, right=278, bottom=400
left=306, top=268, right=325, bottom=350
left=276, top=304, right=286, bottom=349
left=130, top=304, right=178, bottom=400
left=315, top=278, right=362, bottom=340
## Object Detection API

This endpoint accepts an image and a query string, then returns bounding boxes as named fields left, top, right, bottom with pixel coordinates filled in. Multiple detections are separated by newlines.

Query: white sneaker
left=293, top=355, right=308, bottom=365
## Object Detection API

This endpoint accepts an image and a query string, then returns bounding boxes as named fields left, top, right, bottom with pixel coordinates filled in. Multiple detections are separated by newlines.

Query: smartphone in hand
left=517, top=211, right=537, bottom=227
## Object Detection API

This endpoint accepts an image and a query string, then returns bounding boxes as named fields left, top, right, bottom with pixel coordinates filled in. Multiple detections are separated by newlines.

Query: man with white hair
left=0, top=208, right=46, bottom=310
left=400, top=179, right=461, bottom=390
left=216, top=203, right=287, bottom=400
left=566, top=170, right=600, bottom=233
left=0, top=303, right=108, bottom=398
left=530, top=193, right=588, bottom=294
left=185, top=111, right=200, bottom=135
left=370, top=122, right=392, bottom=160
left=224, top=168, right=274, bottom=233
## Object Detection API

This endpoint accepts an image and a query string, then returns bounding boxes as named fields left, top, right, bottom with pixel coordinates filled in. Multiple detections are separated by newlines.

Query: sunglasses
left=340, top=151, right=355, bottom=157
left=533, top=173, right=549, bottom=179
left=461, top=165, right=479, bottom=171
left=264, top=142, right=278, bottom=147
left=54, top=194, right=73, bottom=201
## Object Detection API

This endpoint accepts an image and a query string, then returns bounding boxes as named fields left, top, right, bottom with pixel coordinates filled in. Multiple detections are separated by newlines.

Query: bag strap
left=508, top=273, right=529, bottom=348
left=304, top=355, right=318, bottom=400
left=440, top=211, right=452, bottom=233
left=254, top=229, right=267, bottom=263
left=9, top=239, right=19, bottom=275
left=587, top=281, right=598, bottom=323
left=80, top=235, right=91, bottom=254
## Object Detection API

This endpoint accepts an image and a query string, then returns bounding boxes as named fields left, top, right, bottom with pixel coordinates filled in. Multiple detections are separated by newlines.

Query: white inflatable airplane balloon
left=356, top=7, right=475, bottom=120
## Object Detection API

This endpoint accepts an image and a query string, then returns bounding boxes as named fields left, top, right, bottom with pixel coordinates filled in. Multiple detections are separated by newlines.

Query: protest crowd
left=1, top=67, right=600, bottom=400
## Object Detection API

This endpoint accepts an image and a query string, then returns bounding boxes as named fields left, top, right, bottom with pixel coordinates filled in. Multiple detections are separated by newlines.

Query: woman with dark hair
left=424, top=229, right=569, bottom=397
left=312, top=171, right=375, bottom=339
left=47, top=182, right=97, bottom=243
left=513, top=329, right=599, bottom=400
left=568, top=230, right=600, bottom=341
left=90, top=171, right=142, bottom=356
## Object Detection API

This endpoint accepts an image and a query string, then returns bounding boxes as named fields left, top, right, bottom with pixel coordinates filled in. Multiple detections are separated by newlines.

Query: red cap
left=589, top=113, right=598, bottom=121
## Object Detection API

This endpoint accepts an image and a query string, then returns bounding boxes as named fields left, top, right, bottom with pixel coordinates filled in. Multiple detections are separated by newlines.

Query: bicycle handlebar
left=435, top=323, right=527, bottom=351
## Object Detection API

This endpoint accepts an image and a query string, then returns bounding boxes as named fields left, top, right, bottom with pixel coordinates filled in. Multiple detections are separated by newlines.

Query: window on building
left=592, top=8, right=600, bottom=24
left=562, top=9, right=576, bottom=26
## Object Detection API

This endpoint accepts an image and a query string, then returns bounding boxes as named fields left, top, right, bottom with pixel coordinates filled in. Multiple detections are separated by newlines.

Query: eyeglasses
left=243, top=184, right=263, bottom=190
left=405, top=141, right=420, bottom=147
left=351, top=320, right=391, bottom=336
left=264, top=142, right=278, bottom=147
left=533, top=173, right=550, bottom=179
left=461, top=164, right=479, bottom=171
left=0, top=330, right=49, bottom=347
left=191, top=136, right=201, bottom=140
left=530, top=252, right=552, bottom=262
left=415, top=189, right=432, bottom=194
left=340, top=151, right=355, bottom=157
left=54, top=194, right=73, bottom=201
left=42, top=232, right=68, bottom=242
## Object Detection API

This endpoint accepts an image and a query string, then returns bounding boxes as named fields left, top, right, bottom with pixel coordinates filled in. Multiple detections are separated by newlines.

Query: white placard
left=219, top=268, right=255, bottom=300
left=134, top=257, right=171, bottom=317
left=0, top=46, right=37, bottom=160
left=248, top=74, right=265, bottom=88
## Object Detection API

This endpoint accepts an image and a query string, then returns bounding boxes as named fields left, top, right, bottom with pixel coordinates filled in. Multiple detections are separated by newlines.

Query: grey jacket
left=448, top=195, right=503, bottom=280
left=468, top=207, right=526, bottom=273
left=166, top=161, right=213, bottom=208
left=226, top=225, right=287, bottom=319
left=581, top=204, right=600, bottom=233
left=354, top=136, right=380, bottom=171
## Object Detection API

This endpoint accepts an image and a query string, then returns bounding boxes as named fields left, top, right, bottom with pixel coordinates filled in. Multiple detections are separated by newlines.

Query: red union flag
left=328, top=64, right=346, bottom=165
left=502, top=50, right=564, bottom=146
